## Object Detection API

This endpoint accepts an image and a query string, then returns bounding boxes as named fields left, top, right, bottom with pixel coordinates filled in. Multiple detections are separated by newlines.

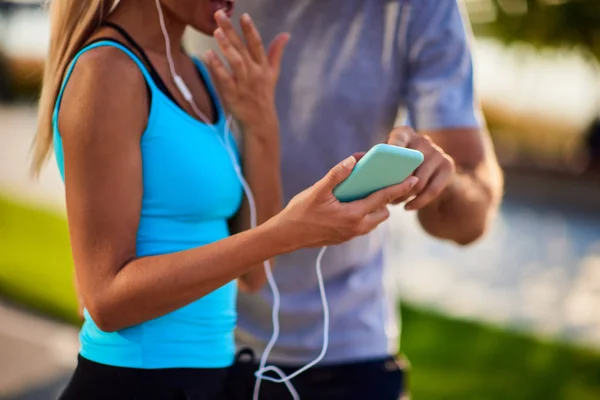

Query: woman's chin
left=195, top=25, right=216, bottom=37
left=193, top=17, right=219, bottom=37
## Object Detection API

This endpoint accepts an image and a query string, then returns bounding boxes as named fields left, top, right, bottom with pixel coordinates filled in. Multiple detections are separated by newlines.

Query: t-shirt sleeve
left=404, top=0, right=480, bottom=131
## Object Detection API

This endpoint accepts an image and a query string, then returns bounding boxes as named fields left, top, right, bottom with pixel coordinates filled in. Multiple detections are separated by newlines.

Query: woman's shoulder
left=73, top=37, right=146, bottom=87
left=56, top=41, right=149, bottom=142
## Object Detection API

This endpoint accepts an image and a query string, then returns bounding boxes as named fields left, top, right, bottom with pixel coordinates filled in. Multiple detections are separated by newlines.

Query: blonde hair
left=31, top=0, right=114, bottom=176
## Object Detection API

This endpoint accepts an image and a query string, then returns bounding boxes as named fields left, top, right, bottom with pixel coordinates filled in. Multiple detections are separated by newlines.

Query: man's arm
left=394, top=0, right=503, bottom=245
left=416, top=126, right=503, bottom=245
left=387, top=125, right=502, bottom=245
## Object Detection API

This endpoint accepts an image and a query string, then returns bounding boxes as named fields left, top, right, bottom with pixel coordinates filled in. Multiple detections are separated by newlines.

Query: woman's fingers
left=240, top=13, right=266, bottom=64
left=205, top=50, right=235, bottom=94
left=267, top=33, right=291, bottom=72
left=213, top=11, right=288, bottom=84
left=214, top=28, right=247, bottom=81
left=215, top=10, right=248, bottom=58
left=355, top=176, right=419, bottom=213
left=360, top=207, right=390, bottom=234
left=316, top=156, right=357, bottom=193
left=390, top=192, right=413, bottom=205
left=208, top=12, right=285, bottom=127
left=351, top=152, right=367, bottom=163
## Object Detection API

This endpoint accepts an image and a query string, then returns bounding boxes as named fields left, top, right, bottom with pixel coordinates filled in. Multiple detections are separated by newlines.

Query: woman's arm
left=59, top=48, right=299, bottom=332
left=206, top=13, right=289, bottom=292
left=73, top=271, right=84, bottom=320
left=230, top=119, right=283, bottom=293
left=60, top=20, right=417, bottom=334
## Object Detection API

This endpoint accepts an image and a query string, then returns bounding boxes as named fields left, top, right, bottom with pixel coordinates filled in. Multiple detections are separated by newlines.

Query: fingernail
left=242, top=13, right=251, bottom=23
left=216, top=10, right=227, bottom=21
left=405, top=203, right=414, bottom=211
left=407, top=176, right=418, bottom=187
left=214, top=28, right=224, bottom=40
left=342, top=156, right=356, bottom=169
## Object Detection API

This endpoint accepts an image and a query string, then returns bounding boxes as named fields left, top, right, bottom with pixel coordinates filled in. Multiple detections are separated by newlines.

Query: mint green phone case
left=333, top=144, right=424, bottom=202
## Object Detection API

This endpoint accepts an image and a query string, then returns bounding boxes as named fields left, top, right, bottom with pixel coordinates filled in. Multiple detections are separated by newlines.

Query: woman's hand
left=386, top=126, right=456, bottom=210
left=205, top=10, right=289, bottom=132
left=274, top=156, right=419, bottom=249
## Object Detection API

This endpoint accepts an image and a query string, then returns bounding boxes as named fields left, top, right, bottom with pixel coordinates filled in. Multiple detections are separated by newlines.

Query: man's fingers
left=405, top=167, right=453, bottom=210
left=386, top=126, right=417, bottom=147
left=385, top=128, right=457, bottom=209
left=404, top=148, right=440, bottom=197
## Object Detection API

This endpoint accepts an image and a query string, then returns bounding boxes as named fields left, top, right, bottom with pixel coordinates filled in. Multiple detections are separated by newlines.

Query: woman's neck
left=106, top=0, right=186, bottom=55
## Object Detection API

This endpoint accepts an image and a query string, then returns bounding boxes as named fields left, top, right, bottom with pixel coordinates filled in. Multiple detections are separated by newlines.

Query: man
left=205, top=0, right=504, bottom=398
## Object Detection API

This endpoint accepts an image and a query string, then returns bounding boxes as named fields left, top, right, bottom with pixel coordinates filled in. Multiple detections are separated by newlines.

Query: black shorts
left=225, top=348, right=408, bottom=400
left=58, top=351, right=407, bottom=400
left=58, top=355, right=231, bottom=400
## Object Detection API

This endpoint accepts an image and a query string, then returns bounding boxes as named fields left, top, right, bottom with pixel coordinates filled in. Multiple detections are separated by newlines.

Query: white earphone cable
left=153, top=2, right=331, bottom=398
left=109, top=0, right=121, bottom=14
left=253, top=246, right=330, bottom=393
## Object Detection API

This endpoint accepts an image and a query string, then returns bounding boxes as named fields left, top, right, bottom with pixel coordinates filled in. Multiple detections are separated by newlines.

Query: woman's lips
left=211, top=0, right=235, bottom=18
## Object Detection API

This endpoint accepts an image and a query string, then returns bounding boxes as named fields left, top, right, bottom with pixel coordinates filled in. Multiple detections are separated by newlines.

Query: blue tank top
left=53, top=41, right=244, bottom=369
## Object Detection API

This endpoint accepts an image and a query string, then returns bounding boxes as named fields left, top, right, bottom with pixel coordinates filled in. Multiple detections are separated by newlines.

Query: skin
left=205, top=12, right=286, bottom=292
left=61, top=0, right=418, bottom=329
left=235, top=124, right=504, bottom=292
left=386, top=125, right=503, bottom=246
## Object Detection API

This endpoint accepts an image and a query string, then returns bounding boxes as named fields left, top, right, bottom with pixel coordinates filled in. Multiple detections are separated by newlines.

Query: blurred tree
left=0, top=51, right=11, bottom=101
left=585, top=117, right=600, bottom=171
left=466, top=0, right=600, bottom=171
left=468, top=0, right=600, bottom=62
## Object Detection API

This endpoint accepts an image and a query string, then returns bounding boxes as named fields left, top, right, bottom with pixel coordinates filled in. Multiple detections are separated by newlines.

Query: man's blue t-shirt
left=222, top=0, right=480, bottom=364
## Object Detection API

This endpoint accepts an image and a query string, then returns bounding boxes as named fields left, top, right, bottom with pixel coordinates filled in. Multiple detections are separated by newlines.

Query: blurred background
left=1, top=0, right=599, bottom=399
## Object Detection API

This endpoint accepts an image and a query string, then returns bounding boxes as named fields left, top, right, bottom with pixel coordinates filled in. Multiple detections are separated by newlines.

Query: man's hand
left=385, top=125, right=503, bottom=245
left=386, top=126, right=456, bottom=210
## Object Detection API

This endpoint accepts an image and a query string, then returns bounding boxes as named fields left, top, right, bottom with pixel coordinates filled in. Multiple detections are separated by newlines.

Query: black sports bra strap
left=83, top=36, right=152, bottom=110
left=100, top=21, right=219, bottom=124
left=102, top=21, right=178, bottom=105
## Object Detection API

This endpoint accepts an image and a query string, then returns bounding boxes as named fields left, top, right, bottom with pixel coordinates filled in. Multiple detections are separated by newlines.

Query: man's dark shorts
left=223, top=348, right=409, bottom=400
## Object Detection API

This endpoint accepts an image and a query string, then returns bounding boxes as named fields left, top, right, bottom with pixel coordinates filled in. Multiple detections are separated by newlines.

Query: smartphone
left=333, top=144, right=424, bottom=202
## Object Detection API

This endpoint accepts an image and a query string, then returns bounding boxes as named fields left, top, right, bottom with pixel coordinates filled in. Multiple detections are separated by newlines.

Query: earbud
left=174, top=76, right=193, bottom=102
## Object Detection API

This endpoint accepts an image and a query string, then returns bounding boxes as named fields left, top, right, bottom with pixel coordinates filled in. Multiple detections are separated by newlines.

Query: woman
left=31, top=0, right=417, bottom=399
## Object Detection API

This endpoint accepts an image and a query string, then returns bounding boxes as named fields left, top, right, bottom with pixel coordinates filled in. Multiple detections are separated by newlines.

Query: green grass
left=401, top=306, right=600, bottom=399
left=0, top=196, right=79, bottom=324
left=1, top=195, right=600, bottom=399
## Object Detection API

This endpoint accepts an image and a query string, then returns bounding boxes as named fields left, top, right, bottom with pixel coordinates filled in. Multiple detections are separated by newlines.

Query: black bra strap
left=102, top=22, right=179, bottom=105
left=84, top=36, right=152, bottom=110
left=101, top=21, right=218, bottom=124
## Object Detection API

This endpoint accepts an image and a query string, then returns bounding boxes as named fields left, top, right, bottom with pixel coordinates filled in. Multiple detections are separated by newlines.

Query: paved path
left=0, top=300, right=77, bottom=399
left=0, top=107, right=72, bottom=399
